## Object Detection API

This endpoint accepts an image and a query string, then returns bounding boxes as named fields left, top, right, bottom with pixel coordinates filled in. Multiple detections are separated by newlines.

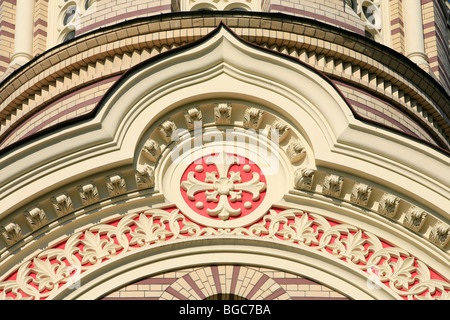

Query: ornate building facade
left=0, top=0, right=449, bottom=300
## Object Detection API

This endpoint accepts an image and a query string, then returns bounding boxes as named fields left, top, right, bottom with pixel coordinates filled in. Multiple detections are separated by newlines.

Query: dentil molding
left=0, top=100, right=447, bottom=256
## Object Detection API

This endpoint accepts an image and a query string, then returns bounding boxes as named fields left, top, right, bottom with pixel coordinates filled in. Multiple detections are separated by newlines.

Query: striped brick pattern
left=422, top=0, right=450, bottom=91
left=0, top=75, right=119, bottom=149
left=267, top=0, right=365, bottom=35
left=77, top=0, right=172, bottom=36
left=0, top=0, right=16, bottom=78
left=76, top=0, right=365, bottom=37
left=33, top=0, right=49, bottom=57
left=102, top=265, right=349, bottom=300
left=335, top=81, right=438, bottom=146
left=390, top=0, right=405, bottom=55
left=1, top=14, right=449, bottom=152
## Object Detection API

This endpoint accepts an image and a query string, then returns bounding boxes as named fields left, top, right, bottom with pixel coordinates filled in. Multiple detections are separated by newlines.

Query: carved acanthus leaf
left=268, top=119, right=290, bottom=143
left=31, top=258, right=74, bottom=293
left=294, top=168, right=315, bottom=191
left=214, top=103, right=232, bottom=125
left=378, top=193, right=400, bottom=218
left=243, top=107, right=264, bottom=130
left=184, top=107, right=202, bottom=130
left=429, top=222, right=450, bottom=248
left=350, top=183, right=372, bottom=207
left=51, top=193, right=74, bottom=217
left=403, top=206, right=427, bottom=232
left=78, top=183, right=100, bottom=206
left=158, top=120, right=177, bottom=143
left=106, top=174, right=127, bottom=196
left=142, top=139, right=161, bottom=163
left=24, top=207, right=48, bottom=230
left=135, top=164, right=155, bottom=189
left=322, top=174, right=344, bottom=197
left=0, top=222, right=23, bottom=246
left=286, top=141, right=306, bottom=163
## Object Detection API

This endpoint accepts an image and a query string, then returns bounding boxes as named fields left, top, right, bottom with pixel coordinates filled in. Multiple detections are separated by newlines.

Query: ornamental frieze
left=0, top=101, right=447, bottom=266
left=0, top=207, right=449, bottom=300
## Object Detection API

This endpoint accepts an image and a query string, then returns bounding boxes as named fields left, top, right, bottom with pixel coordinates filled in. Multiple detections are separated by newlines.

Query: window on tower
left=344, top=0, right=390, bottom=44
left=46, top=0, right=97, bottom=48
left=179, top=0, right=260, bottom=12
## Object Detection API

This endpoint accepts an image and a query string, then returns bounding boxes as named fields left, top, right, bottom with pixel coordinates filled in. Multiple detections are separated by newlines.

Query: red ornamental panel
left=1, top=207, right=449, bottom=300
left=180, top=153, right=267, bottom=222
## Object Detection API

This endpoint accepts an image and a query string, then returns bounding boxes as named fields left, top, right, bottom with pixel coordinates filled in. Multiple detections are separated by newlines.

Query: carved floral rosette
left=0, top=208, right=449, bottom=300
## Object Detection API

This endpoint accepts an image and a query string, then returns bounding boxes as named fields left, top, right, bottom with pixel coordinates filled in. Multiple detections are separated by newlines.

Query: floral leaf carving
left=1, top=208, right=449, bottom=300
left=31, top=258, right=73, bottom=292
left=79, top=231, right=121, bottom=265
left=327, top=230, right=368, bottom=263
left=0, top=261, right=37, bottom=300
left=214, top=103, right=232, bottom=124
left=386, top=257, right=417, bottom=290
left=40, top=232, right=83, bottom=269
left=130, top=211, right=173, bottom=246
left=181, top=153, right=266, bottom=221
left=272, top=211, right=318, bottom=245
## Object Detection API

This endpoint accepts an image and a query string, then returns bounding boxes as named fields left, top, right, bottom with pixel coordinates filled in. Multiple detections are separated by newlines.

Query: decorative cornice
left=292, top=169, right=448, bottom=252
left=0, top=13, right=448, bottom=154
left=0, top=100, right=447, bottom=260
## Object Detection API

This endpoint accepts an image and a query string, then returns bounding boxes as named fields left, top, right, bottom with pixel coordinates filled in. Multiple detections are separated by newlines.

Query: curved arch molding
left=0, top=24, right=448, bottom=301
left=0, top=207, right=449, bottom=300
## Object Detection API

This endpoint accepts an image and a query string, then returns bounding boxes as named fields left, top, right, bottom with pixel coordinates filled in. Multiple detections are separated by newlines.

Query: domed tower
left=0, top=0, right=449, bottom=301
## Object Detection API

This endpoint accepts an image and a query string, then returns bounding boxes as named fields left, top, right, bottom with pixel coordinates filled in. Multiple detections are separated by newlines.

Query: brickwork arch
left=103, top=265, right=349, bottom=300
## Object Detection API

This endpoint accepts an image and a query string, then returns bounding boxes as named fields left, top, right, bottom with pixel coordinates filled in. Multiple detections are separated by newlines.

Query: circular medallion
left=160, top=130, right=290, bottom=229
left=180, top=153, right=267, bottom=222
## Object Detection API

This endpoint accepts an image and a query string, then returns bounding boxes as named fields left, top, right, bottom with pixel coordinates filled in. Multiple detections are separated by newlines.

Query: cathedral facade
left=0, top=0, right=449, bottom=300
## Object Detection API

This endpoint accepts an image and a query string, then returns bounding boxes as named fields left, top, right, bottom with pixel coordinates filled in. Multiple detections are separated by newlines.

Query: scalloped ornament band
left=0, top=207, right=449, bottom=300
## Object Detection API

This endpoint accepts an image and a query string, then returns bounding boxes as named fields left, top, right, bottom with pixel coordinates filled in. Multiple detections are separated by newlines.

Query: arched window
left=47, top=0, right=97, bottom=48
left=63, top=30, right=76, bottom=42
left=62, top=5, right=77, bottom=26
left=344, top=0, right=390, bottom=45
left=180, top=0, right=258, bottom=12
left=345, top=0, right=357, bottom=13
left=228, top=7, right=247, bottom=11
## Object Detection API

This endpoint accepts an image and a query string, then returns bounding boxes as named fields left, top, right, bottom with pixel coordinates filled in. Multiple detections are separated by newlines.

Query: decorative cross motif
left=181, top=153, right=266, bottom=221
